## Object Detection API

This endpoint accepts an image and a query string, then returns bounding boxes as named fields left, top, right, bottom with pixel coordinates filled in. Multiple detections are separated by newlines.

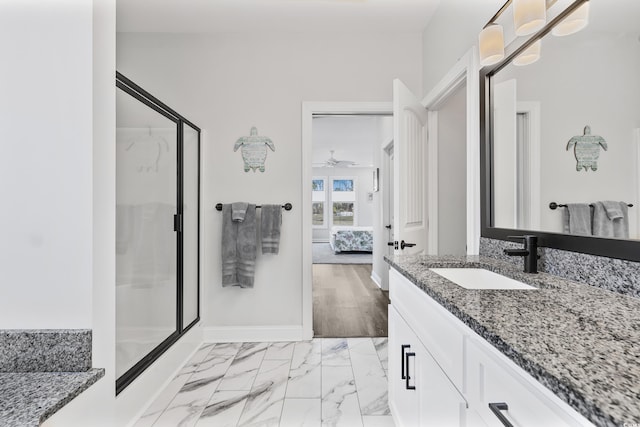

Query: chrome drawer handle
left=488, top=402, right=513, bottom=427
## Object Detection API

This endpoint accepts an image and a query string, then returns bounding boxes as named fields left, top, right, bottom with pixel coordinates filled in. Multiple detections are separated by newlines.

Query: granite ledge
left=0, top=368, right=104, bottom=427
left=0, top=330, right=92, bottom=373
left=385, top=254, right=640, bottom=427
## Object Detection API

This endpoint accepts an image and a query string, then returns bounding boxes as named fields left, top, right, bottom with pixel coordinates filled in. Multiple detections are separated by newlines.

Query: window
left=331, top=178, right=356, bottom=226
left=332, top=179, right=354, bottom=192
left=312, top=178, right=327, bottom=227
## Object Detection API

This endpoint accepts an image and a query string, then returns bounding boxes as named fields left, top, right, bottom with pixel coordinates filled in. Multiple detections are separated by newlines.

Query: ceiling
left=312, top=116, right=392, bottom=168
left=116, top=0, right=441, bottom=33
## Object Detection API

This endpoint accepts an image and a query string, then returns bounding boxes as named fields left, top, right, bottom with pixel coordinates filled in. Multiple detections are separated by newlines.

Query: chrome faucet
left=503, top=235, right=539, bottom=274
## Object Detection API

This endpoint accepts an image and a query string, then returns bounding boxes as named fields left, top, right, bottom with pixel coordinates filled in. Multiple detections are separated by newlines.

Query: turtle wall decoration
left=234, top=127, right=275, bottom=172
left=566, top=125, right=607, bottom=171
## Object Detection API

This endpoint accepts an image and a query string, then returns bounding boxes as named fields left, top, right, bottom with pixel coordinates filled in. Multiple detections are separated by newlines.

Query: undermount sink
left=429, top=268, right=537, bottom=290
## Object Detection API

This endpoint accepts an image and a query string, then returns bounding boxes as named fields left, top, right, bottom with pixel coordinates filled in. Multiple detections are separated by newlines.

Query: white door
left=393, top=79, right=429, bottom=255
left=385, top=144, right=395, bottom=256
left=492, top=79, right=517, bottom=229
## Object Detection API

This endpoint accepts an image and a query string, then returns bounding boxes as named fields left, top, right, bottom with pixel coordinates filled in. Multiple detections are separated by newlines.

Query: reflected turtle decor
left=566, top=125, right=608, bottom=171
left=234, top=127, right=275, bottom=172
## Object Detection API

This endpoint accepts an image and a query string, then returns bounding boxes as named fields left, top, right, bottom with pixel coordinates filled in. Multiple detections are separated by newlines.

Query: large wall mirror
left=481, top=0, right=640, bottom=261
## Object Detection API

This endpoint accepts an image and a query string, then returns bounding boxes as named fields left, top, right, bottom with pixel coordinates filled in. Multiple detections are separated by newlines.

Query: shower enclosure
left=115, top=72, right=200, bottom=394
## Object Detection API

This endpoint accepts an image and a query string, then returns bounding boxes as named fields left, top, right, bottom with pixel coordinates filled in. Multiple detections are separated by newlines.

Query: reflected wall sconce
left=513, top=39, right=541, bottom=66
left=551, top=1, right=589, bottom=36
left=479, top=0, right=590, bottom=67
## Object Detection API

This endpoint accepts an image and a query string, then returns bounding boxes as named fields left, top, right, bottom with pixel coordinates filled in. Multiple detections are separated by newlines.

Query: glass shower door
left=115, top=85, right=179, bottom=379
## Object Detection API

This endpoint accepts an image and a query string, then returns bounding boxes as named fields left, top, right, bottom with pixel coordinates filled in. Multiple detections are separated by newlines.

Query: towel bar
left=549, top=202, right=633, bottom=210
left=215, top=203, right=292, bottom=211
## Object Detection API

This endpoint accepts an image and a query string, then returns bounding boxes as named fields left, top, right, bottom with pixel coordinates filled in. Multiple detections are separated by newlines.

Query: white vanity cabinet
left=389, top=306, right=471, bottom=427
left=388, top=267, right=594, bottom=427
left=389, top=268, right=477, bottom=427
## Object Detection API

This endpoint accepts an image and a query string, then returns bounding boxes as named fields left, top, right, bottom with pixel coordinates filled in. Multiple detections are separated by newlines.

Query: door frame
left=302, top=102, right=392, bottom=339
left=516, top=101, right=541, bottom=230
left=422, top=48, right=480, bottom=255
left=635, top=128, right=640, bottom=237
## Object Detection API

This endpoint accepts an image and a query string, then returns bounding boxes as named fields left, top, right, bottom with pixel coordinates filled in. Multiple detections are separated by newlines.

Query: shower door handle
left=173, top=214, right=182, bottom=232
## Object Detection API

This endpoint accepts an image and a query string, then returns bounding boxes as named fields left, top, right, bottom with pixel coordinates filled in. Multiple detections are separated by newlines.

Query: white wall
left=437, top=84, right=468, bottom=255
left=117, top=32, right=422, bottom=337
left=0, top=0, right=93, bottom=329
left=312, top=167, right=375, bottom=242
left=422, top=0, right=502, bottom=96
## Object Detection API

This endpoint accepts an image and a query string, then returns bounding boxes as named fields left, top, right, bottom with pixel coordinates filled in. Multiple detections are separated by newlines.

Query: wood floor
left=313, top=264, right=390, bottom=338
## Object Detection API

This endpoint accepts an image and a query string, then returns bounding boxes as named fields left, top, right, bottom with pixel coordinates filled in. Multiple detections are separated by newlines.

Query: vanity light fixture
left=513, top=39, right=541, bottom=66
left=479, top=24, right=506, bottom=66
left=551, top=1, right=589, bottom=36
left=513, top=0, right=547, bottom=36
left=480, top=0, right=589, bottom=68
left=479, top=0, right=546, bottom=68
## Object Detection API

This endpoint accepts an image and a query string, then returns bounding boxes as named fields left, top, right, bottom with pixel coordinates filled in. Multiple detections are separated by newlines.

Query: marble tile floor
left=135, top=338, right=394, bottom=427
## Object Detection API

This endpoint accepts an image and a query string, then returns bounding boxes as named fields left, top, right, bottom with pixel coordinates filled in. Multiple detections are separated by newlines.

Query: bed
left=329, top=226, right=374, bottom=253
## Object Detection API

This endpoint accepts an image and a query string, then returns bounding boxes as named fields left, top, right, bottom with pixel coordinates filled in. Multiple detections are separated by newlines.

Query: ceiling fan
left=320, top=150, right=357, bottom=168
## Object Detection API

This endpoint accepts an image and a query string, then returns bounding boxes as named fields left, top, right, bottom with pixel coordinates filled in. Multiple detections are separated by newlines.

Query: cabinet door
left=418, top=343, right=469, bottom=427
left=467, top=339, right=592, bottom=427
left=389, top=306, right=421, bottom=427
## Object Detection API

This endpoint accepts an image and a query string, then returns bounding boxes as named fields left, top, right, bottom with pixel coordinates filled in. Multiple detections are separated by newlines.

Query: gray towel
left=592, top=201, right=629, bottom=239
left=261, top=205, right=282, bottom=254
left=602, top=200, right=624, bottom=220
left=232, top=202, right=249, bottom=222
left=563, top=203, right=592, bottom=235
left=222, top=203, right=257, bottom=288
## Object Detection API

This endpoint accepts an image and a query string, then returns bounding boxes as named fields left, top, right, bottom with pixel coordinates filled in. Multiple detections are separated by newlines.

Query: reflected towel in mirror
left=592, top=201, right=629, bottom=239
left=563, top=203, right=592, bottom=235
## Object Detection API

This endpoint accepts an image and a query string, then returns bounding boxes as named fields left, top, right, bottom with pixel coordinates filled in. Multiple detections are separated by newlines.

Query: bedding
left=329, top=226, right=373, bottom=253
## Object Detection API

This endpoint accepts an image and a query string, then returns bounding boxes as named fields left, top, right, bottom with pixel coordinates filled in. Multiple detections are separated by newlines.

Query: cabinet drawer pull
left=488, top=402, right=513, bottom=427
left=401, top=345, right=410, bottom=379
left=405, top=352, right=416, bottom=390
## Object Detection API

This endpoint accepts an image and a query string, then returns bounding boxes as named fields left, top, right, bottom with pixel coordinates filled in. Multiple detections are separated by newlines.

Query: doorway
left=302, top=103, right=393, bottom=339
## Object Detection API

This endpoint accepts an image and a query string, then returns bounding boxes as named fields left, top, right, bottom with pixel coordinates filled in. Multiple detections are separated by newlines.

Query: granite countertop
left=0, top=369, right=104, bottom=427
left=0, top=330, right=104, bottom=427
left=385, top=254, right=640, bottom=427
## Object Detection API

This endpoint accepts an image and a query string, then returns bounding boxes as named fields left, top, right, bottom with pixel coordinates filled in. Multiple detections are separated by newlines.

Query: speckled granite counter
left=0, top=330, right=104, bottom=426
left=385, top=254, right=640, bottom=427
left=0, top=369, right=104, bottom=427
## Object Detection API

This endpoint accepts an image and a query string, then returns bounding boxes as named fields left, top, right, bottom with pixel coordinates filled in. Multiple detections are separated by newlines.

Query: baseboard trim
left=203, top=325, right=308, bottom=343
left=371, top=271, right=383, bottom=289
